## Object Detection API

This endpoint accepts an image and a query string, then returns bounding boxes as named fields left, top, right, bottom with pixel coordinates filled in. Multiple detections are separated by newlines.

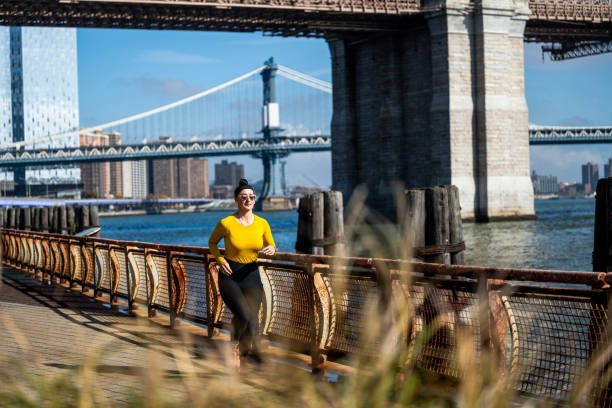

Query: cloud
left=137, top=50, right=219, bottom=64
left=116, top=77, right=204, bottom=99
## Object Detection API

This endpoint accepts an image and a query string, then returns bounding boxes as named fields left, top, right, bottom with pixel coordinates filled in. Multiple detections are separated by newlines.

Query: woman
left=208, top=178, right=276, bottom=367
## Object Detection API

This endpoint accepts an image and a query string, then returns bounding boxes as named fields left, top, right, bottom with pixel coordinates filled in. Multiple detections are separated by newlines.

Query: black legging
left=218, top=259, right=263, bottom=354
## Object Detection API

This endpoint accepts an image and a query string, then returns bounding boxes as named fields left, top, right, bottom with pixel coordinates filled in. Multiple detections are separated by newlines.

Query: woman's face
left=235, top=188, right=256, bottom=212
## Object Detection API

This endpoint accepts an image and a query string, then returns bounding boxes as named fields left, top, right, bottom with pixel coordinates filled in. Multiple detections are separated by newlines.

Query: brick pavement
left=0, top=266, right=264, bottom=406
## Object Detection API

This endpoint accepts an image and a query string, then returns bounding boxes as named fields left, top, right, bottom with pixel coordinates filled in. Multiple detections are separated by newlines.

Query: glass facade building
left=0, top=26, right=80, bottom=187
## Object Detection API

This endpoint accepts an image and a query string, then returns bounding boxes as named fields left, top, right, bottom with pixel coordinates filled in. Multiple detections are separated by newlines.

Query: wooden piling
left=0, top=207, right=5, bottom=228
left=22, top=207, right=31, bottom=231
left=404, top=186, right=464, bottom=265
left=403, top=189, right=426, bottom=255
left=66, top=206, right=76, bottom=234
left=296, top=191, right=345, bottom=256
left=40, top=207, right=49, bottom=233
left=323, top=191, right=344, bottom=256
left=425, top=186, right=450, bottom=264
left=89, top=205, right=99, bottom=227
left=59, top=205, right=67, bottom=234
left=447, top=185, right=465, bottom=265
left=51, top=206, right=59, bottom=233
left=31, top=207, right=39, bottom=231
left=7, top=208, right=15, bottom=229
left=296, top=192, right=324, bottom=255
left=80, top=205, right=90, bottom=231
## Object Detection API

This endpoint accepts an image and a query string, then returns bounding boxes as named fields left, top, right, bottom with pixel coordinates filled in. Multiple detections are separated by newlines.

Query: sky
left=77, top=29, right=612, bottom=187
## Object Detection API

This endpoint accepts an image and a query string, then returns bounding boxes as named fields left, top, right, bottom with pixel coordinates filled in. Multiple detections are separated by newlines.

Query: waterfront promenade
left=0, top=267, right=284, bottom=405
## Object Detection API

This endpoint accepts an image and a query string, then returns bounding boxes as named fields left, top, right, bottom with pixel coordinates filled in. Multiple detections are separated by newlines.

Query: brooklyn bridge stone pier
left=329, top=0, right=534, bottom=221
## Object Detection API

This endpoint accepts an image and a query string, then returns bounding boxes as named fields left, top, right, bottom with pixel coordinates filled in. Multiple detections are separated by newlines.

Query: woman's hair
left=234, top=178, right=254, bottom=197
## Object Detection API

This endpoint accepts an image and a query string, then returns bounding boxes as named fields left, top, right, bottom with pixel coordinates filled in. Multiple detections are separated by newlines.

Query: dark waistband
left=225, top=259, right=259, bottom=281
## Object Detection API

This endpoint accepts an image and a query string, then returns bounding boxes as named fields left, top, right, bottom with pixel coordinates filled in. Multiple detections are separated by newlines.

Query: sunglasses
left=238, top=194, right=256, bottom=201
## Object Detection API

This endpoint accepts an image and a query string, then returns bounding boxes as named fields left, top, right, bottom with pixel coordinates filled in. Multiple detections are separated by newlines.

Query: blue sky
left=77, top=29, right=612, bottom=186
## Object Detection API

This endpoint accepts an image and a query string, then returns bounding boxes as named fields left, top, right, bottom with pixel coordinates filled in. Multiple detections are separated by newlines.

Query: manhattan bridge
left=0, top=57, right=611, bottom=202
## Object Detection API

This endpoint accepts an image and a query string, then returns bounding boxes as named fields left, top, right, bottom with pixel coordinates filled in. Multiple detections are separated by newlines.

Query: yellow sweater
left=208, top=214, right=275, bottom=264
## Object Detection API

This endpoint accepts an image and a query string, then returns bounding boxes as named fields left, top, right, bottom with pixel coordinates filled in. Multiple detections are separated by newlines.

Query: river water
left=100, top=198, right=596, bottom=272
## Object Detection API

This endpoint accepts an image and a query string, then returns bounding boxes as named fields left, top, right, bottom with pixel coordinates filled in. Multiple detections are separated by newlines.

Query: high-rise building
left=80, top=131, right=111, bottom=198
left=108, top=132, right=123, bottom=197
left=214, top=160, right=244, bottom=187
left=0, top=27, right=80, bottom=193
left=582, top=162, right=599, bottom=194
left=190, top=158, right=210, bottom=198
left=122, top=160, right=147, bottom=199
left=177, top=158, right=191, bottom=198
left=532, top=173, right=558, bottom=195
left=152, top=159, right=176, bottom=197
left=152, top=157, right=209, bottom=198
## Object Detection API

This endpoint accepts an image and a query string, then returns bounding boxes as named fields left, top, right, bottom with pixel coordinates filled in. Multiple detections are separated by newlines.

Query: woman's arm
left=208, top=222, right=227, bottom=263
left=261, top=219, right=276, bottom=256
left=208, top=222, right=233, bottom=275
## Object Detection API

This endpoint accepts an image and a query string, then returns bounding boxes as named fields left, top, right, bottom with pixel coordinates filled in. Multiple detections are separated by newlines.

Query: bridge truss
left=1, top=1, right=611, bottom=42
left=0, top=136, right=331, bottom=167
left=529, top=125, right=612, bottom=144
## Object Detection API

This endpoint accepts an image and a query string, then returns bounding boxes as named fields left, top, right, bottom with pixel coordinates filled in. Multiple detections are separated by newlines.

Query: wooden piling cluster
left=296, top=191, right=345, bottom=255
left=295, top=187, right=465, bottom=263
left=404, top=185, right=465, bottom=265
left=0, top=204, right=99, bottom=235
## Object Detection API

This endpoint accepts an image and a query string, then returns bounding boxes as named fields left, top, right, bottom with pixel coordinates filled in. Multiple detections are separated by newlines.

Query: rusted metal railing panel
left=82, top=242, right=95, bottom=290
left=95, top=245, right=111, bottom=293
left=178, top=255, right=209, bottom=322
left=499, top=286, right=609, bottom=401
left=259, top=264, right=316, bottom=348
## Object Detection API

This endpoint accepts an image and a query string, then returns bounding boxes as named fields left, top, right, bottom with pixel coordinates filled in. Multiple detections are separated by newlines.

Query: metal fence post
left=166, top=251, right=176, bottom=328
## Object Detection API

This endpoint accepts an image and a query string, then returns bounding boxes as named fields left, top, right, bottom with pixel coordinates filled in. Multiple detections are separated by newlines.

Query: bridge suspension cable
left=0, top=65, right=266, bottom=150
left=277, top=65, right=332, bottom=94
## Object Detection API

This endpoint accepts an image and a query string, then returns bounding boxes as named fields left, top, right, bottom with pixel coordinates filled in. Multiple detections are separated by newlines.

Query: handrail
left=1, top=228, right=609, bottom=286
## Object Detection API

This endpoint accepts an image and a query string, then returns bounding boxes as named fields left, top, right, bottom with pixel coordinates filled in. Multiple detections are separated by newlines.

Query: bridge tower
left=255, top=57, right=291, bottom=211
left=328, top=0, right=535, bottom=221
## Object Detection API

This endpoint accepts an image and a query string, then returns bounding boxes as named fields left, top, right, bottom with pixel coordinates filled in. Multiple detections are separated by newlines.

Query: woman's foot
left=232, top=344, right=241, bottom=369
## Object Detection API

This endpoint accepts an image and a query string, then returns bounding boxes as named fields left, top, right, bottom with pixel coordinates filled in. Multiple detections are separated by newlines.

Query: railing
left=2, top=228, right=612, bottom=404
left=529, top=0, right=612, bottom=22
left=75, top=0, right=421, bottom=14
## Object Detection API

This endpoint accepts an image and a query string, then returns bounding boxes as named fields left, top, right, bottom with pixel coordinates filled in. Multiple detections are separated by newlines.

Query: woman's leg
left=217, top=273, right=252, bottom=348
left=237, top=269, right=264, bottom=355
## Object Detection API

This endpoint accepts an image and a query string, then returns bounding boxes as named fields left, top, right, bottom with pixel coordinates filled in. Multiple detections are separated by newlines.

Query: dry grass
left=0, top=188, right=609, bottom=407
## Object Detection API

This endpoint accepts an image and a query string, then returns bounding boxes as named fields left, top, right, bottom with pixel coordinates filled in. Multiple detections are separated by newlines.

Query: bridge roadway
left=0, top=1, right=610, bottom=41
left=1, top=128, right=612, bottom=168
left=0, top=266, right=330, bottom=405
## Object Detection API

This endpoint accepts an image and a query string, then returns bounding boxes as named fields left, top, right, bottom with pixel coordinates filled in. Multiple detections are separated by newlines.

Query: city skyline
left=77, top=30, right=610, bottom=187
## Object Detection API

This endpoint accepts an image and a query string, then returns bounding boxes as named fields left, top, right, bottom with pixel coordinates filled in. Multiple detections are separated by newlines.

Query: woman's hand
left=261, top=245, right=276, bottom=256
left=219, top=260, right=232, bottom=276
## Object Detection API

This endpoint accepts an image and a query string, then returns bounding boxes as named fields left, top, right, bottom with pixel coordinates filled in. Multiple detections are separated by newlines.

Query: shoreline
left=99, top=207, right=238, bottom=217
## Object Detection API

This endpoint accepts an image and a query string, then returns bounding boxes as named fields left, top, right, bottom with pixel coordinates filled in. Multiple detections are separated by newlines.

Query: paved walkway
left=0, top=266, right=308, bottom=406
